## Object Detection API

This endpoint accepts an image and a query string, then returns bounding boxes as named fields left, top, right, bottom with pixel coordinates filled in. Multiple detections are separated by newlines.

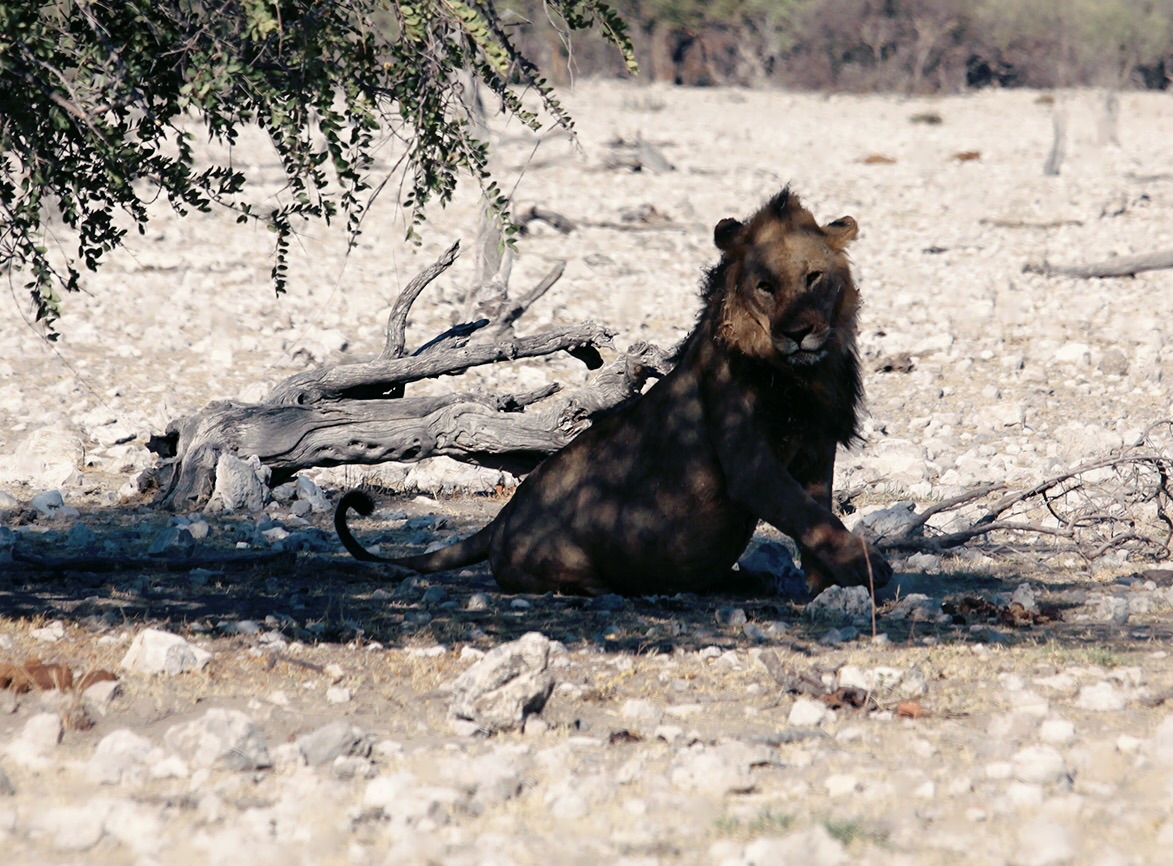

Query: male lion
left=336, top=187, right=892, bottom=596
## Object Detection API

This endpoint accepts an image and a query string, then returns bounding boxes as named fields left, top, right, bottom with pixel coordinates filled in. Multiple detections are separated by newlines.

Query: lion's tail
left=334, top=490, right=492, bottom=572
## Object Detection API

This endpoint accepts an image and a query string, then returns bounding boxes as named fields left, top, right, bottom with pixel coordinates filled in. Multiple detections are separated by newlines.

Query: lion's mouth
left=775, top=333, right=829, bottom=365
left=785, top=347, right=828, bottom=366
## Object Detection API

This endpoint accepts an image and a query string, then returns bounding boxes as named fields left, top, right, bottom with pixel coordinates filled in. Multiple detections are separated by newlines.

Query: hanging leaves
left=0, top=0, right=637, bottom=337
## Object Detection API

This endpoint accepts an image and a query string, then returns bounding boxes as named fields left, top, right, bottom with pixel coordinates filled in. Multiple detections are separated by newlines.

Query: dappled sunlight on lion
left=336, top=187, right=892, bottom=596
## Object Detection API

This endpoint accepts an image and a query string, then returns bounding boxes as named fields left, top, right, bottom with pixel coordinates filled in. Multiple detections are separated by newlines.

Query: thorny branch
left=873, top=421, right=1173, bottom=562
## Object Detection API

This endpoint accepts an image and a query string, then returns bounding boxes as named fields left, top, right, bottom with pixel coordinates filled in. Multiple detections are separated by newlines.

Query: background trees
left=502, top=0, right=1173, bottom=91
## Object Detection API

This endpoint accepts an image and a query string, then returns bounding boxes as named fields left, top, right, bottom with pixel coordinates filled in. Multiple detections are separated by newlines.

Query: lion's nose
left=782, top=324, right=814, bottom=344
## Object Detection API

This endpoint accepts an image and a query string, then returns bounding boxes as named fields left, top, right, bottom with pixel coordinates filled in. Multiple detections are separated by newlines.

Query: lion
left=335, top=187, right=892, bottom=596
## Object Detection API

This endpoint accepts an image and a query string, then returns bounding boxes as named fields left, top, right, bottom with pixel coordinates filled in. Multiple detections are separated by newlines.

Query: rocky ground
left=2, top=82, right=1173, bottom=865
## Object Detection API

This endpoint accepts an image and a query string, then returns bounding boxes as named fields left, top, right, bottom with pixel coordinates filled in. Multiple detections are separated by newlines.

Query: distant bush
left=502, top=0, right=1173, bottom=91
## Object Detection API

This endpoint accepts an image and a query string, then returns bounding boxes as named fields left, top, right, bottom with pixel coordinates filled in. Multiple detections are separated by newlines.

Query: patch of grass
left=1079, top=646, right=1125, bottom=668
left=909, top=111, right=943, bottom=125
left=1041, top=642, right=1128, bottom=669
left=712, top=809, right=795, bottom=839
left=823, top=816, right=889, bottom=847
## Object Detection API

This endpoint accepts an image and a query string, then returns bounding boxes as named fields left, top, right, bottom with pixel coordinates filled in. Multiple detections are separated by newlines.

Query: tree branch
left=382, top=240, right=461, bottom=360
left=1024, top=249, right=1173, bottom=279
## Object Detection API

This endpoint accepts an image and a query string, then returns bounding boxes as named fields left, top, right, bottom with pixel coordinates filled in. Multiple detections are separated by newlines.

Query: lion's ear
left=714, top=218, right=744, bottom=251
left=823, top=216, right=858, bottom=250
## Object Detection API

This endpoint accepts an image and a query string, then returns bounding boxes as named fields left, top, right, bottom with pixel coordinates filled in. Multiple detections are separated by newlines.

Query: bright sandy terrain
left=2, top=82, right=1173, bottom=865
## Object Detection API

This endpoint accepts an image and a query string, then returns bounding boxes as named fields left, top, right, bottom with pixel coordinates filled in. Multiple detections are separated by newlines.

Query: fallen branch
left=875, top=424, right=1173, bottom=562
left=1023, top=249, right=1173, bottom=279
left=149, top=243, right=672, bottom=510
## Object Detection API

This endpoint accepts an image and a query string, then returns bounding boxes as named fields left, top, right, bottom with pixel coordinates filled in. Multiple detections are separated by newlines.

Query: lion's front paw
left=808, top=537, right=892, bottom=594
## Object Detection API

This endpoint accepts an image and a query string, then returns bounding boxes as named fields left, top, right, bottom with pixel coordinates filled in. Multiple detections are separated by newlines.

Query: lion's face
left=713, top=189, right=860, bottom=368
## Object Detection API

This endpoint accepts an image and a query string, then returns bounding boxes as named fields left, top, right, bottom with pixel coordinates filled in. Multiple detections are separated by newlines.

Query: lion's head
left=709, top=187, right=860, bottom=369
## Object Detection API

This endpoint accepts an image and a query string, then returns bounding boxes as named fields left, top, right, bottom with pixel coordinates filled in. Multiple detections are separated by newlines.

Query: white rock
left=1012, top=745, right=1068, bottom=785
left=0, top=428, right=86, bottom=487
left=668, top=741, right=768, bottom=795
left=1152, top=715, right=1173, bottom=763
left=87, top=729, right=153, bottom=785
left=102, top=799, right=164, bottom=857
left=208, top=453, right=269, bottom=513
left=824, top=773, right=860, bottom=797
left=30, top=619, right=66, bottom=642
left=1013, top=818, right=1076, bottom=865
left=1075, top=682, right=1127, bottom=711
left=26, top=802, right=110, bottom=851
left=326, top=685, right=352, bottom=704
left=297, top=721, right=367, bottom=766
left=1005, top=781, right=1046, bottom=807
left=787, top=698, right=829, bottom=727
left=447, top=631, right=556, bottom=733
left=4, top=712, right=63, bottom=767
left=804, top=585, right=873, bottom=623
left=1038, top=718, right=1077, bottom=745
left=162, top=708, right=270, bottom=770
left=620, top=699, right=663, bottom=728
left=743, top=825, right=848, bottom=866
left=1052, top=342, right=1091, bottom=365
left=404, top=456, right=506, bottom=496
left=120, top=628, right=211, bottom=675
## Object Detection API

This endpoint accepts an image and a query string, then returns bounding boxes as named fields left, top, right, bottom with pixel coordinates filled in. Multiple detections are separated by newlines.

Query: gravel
left=3, top=82, right=1173, bottom=863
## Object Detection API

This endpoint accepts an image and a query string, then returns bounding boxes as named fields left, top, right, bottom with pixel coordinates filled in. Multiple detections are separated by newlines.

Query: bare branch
left=1023, top=249, right=1173, bottom=279
left=381, top=240, right=460, bottom=360
left=268, top=321, right=616, bottom=407
left=482, top=259, right=567, bottom=339
left=876, top=437, right=1173, bottom=561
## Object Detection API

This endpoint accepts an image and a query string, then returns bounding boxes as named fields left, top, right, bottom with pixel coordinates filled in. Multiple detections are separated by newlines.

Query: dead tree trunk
left=148, top=241, right=673, bottom=511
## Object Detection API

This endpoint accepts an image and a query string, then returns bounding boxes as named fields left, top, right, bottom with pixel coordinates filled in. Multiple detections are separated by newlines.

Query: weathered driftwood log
left=148, top=241, right=673, bottom=511
left=1023, top=249, right=1173, bottom=279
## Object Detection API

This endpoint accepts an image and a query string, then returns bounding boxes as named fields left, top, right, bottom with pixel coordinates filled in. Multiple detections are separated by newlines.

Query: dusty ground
left=2, top=83, right=1173, bottom=865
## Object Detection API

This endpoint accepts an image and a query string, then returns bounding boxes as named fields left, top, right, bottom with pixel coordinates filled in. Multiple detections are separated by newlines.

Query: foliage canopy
left=0, top=0, right=635, bottom=338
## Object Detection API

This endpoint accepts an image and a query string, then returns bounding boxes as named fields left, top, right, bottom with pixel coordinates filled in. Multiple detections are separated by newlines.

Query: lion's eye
left=756, top=280, right=772, bottom=294
left=805, top=270, right=824, bottom=289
